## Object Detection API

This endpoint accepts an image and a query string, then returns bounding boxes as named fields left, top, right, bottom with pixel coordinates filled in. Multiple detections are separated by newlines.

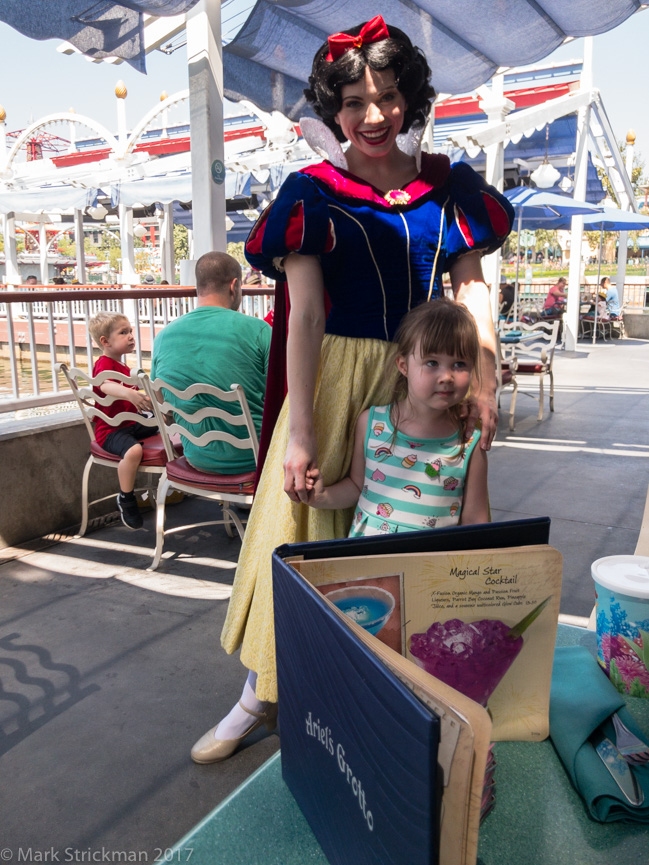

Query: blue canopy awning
left=0, top=1, right=644, bottom=96
left=221, top=1, right=646, bottom=116
left=0, top=1, right=200, bottom=72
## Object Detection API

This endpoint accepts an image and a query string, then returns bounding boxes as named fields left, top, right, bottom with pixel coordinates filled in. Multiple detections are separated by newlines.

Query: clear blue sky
left=1, top=8, right=648, bottom=168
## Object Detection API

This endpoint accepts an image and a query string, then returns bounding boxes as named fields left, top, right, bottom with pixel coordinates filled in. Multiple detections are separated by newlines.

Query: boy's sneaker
left=117, top=493, right=143, bottom=530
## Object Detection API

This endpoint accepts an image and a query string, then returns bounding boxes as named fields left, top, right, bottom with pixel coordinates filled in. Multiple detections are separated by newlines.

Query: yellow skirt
left=220, top=333, right=399, bottom=701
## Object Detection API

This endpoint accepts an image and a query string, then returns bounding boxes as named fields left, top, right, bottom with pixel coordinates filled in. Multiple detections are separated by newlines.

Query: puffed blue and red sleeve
left=445, top=162, right=514, bottom=270
left=245, top=171, right=335, bottom=280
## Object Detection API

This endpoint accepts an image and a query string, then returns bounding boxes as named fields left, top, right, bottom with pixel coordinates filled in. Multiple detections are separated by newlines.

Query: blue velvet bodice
left=246, top=154, right=514, bottom=342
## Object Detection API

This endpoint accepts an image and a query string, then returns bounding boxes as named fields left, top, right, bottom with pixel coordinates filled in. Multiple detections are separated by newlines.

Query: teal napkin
left=550, top=646, right=649, bottom=822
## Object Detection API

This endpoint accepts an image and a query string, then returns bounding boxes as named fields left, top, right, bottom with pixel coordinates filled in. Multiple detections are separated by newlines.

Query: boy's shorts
left=102, top=422, right=158, bottom=458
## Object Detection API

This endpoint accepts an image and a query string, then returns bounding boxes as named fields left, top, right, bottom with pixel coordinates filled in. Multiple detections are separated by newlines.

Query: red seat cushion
left=166, top=456, right=256, bottom=494
left=501, top=370, right=514, bottom=384
left=90, top=433, right=182, bottom=466
left=516, top=363, right=546, bottom=374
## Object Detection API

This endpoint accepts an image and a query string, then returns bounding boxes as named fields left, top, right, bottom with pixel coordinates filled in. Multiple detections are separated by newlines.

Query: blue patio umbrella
left=581, top=208, right=649, bottom=232
left=504, top=187, right=601, bottom=226
left=503, top=187, right=601, bottom=319
left=574, top=208, right=649, bottom=343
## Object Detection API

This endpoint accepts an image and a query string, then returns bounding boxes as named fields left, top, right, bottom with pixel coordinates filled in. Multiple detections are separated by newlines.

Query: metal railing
left=0, top=284, right=275, bottom=414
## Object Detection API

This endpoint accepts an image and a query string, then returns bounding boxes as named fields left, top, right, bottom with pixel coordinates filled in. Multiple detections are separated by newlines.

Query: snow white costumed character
left=191, top=16, right=514, bottom=763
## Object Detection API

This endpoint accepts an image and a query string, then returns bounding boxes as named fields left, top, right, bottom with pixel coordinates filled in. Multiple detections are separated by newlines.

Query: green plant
left=227, top=242, right=246, bottom=267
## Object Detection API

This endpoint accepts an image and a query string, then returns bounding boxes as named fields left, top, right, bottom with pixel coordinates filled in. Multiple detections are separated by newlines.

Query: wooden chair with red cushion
left=499, top=319, right=560, bottom=424
left=142, top=376, right=259, bottom=571
left=57, top=362, right=178, bottom=537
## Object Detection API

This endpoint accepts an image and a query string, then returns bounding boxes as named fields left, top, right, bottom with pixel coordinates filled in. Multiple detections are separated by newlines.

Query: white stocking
left=213, top=671, right=268, bottom=740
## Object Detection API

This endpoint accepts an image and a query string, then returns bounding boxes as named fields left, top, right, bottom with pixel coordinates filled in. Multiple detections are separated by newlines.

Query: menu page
left=293, top=544, right=562, bottom=741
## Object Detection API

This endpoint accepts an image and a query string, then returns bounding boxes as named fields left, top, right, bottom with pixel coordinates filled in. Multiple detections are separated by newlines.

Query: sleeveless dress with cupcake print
left=350, top=404, right=480, bottom=537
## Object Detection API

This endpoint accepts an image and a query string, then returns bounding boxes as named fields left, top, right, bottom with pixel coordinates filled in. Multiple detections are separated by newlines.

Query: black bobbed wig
left=304, top=22, right=436, bottom=143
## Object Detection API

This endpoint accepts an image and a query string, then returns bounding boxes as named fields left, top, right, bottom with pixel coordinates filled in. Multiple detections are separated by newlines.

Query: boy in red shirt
left=89, top=312, right=157, bottom=529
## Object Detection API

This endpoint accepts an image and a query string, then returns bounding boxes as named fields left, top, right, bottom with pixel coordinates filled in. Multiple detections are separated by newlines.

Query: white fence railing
left=0, top=285, right=275, bottom=414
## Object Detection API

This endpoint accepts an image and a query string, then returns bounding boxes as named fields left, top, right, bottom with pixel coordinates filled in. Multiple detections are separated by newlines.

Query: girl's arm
left=283, top=254, right=327, bottom=504
left=449, top=251, right=498, bottom=450
left=306, top=409, right=369, bottom=510
left=100, top=380, right=151, bottom=412
left=459, top=445, right=489, bottom=526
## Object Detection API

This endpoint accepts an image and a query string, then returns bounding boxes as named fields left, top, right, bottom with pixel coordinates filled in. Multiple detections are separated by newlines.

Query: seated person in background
left=89, top=312, right=156, bottom=530
left=596, top=288, right=610, bottom=319
left=542, top=277, right=567, bottom=317
left=602, top=276, right=621, bottom=318
left=243, top=268, right=262, bottom=285
left=499, top=283, right=515, bottom=318
left=581, top=288, right=609, bottom=321
left=151, top=251, right=271, bottom=474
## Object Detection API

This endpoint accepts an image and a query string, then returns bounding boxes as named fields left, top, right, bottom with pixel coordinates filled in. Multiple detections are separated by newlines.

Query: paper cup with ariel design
left=408, top=597, right=552, bottom=706
left=592, top=555, right=649, bottom=698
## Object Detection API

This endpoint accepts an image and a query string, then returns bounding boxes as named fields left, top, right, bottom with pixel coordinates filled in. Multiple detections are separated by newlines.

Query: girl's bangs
left=418, top=314, right=479, bottom=363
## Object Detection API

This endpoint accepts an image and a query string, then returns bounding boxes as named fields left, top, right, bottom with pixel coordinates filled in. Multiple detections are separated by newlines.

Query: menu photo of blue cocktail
left=319, top=573, right=404, bottom=653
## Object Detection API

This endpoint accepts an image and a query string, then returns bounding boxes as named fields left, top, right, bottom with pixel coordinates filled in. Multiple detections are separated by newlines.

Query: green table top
left=169, top=626, right=649, bottom=865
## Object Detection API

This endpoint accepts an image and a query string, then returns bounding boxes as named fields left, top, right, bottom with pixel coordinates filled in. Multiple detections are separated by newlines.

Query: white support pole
left=187, top=0, right=226, bottom=259
left=565, top=38, right=593, bottom=351
left=119, top=203, right=137, bottom=285
left=421, top=101, right=435, bottom=155
left=118, top=203, right=139, bottom=347
left=480, top=75, right=514, bottom=320
left=0, top=107, right=7, bottom=178
left=160, top=202, right=175, bottom=283
left=616, top=130, right=635, bottom=302
left=39, top=222, right=48, bottom=284
left=74, top=208, right=87, bottom=284
left=4, top=213, right=20, bottom=285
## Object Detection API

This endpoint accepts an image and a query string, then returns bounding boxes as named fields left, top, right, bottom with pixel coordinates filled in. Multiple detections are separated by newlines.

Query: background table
left=168, top=625, right=649, bottom=865
left=499, top=330, right=540, bottom=344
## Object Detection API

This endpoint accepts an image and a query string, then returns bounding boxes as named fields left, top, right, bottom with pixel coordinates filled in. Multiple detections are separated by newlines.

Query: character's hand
left=283, top=433, right=318, bottom=504
left=460, top=391, right=498, bottom=450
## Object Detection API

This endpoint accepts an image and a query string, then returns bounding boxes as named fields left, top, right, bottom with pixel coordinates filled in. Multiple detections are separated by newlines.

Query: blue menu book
left=274, top=551, right=442, bottom=865
left=273, top=519, right=551, bottom=865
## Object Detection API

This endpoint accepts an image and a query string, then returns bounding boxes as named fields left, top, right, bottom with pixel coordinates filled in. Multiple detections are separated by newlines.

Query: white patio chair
left=57, top=363, right=177, bottom=537
left=495, top=331, right=518, bottom=431
left=142, top=376, right=259, bottom=571
left=499, top=319, right=560, bottom=424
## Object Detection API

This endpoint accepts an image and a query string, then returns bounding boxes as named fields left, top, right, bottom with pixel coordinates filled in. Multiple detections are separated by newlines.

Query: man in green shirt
left=151, top=252, right=271, bottom=474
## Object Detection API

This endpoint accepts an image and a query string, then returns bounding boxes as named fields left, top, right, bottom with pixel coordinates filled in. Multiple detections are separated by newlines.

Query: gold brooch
left=384, top=189, right=411, bottom=206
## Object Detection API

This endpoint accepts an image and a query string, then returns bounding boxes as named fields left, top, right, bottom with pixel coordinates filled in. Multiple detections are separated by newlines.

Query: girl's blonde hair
left=390, top=298, right=481, bottom=454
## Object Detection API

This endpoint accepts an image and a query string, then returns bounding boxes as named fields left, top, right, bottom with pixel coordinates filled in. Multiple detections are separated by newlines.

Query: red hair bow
left=326, top=15, right=390, bottom=62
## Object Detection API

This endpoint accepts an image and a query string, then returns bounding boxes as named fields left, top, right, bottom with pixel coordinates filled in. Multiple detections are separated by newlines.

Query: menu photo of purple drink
left=403, top=545, right=562, bottom=741
left=293, top=544, right=562, bottom=742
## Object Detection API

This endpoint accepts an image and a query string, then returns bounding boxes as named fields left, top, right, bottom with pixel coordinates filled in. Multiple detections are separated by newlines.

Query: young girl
left=306, top=298, right=489, bottom=531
